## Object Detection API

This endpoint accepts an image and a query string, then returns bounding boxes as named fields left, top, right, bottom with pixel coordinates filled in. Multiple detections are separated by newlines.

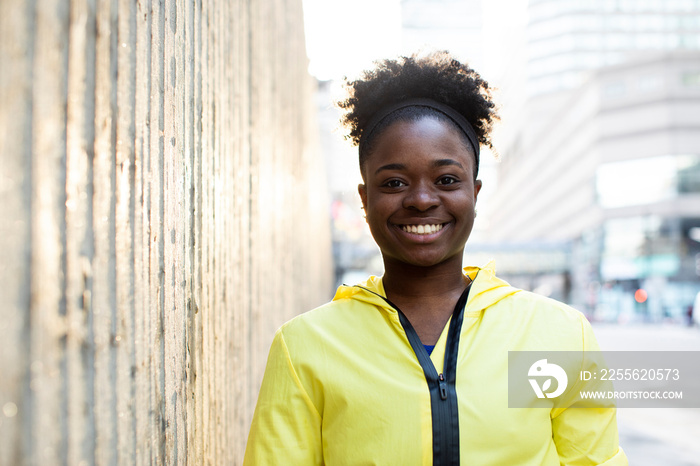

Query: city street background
left=305, top=0, right=700, bottom=464
left=594, top=324, right=700, bottom=465
left=2, top=0, right=698, bottom=463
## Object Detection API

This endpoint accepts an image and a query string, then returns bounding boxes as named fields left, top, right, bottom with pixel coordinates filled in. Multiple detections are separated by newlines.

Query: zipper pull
left=438, top=373, right=447, bottom=400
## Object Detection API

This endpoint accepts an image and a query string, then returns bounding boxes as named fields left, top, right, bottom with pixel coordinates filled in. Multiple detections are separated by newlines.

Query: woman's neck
left=381, top=255, right=467, bottom=302
left=380, top=255, right=470, bottom=345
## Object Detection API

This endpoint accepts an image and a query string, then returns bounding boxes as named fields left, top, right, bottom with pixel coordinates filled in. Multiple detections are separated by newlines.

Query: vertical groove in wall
left=65, top=0, right=97, bottom=463
left=115, top=0, right=137, bottom=463
left=0, top=0, right=34, bottom=463
left=133, top=0, right=151, bottom=463
left=0, top=0, right=333, bottom=463
left=30, top=0, right=70, bottom=464
left=93, top=0, right=121, bottom=463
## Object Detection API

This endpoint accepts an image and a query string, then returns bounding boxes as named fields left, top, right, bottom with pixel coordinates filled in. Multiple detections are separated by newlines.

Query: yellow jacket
left=244, top=263, right=628, bottom=465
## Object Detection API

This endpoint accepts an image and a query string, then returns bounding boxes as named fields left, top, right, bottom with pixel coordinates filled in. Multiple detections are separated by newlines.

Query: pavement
left=591, top=324, right=700, bottom=466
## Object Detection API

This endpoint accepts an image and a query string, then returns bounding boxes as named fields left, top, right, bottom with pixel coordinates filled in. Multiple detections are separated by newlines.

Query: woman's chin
left=383, top=251, right=463, bottom=270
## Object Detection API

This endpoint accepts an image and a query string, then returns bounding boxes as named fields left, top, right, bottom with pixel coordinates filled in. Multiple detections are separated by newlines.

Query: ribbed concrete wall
left=0, top=0, right=333, bottom=464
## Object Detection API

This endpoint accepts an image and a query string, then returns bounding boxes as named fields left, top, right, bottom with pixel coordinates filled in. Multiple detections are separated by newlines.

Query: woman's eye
left=384, top=179, right=406, bottom=188
left=436, top=176, right=458, bottom=185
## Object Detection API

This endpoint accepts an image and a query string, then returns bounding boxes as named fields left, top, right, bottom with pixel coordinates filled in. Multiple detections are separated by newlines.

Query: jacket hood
left=333, top=261, right=520, bottom=313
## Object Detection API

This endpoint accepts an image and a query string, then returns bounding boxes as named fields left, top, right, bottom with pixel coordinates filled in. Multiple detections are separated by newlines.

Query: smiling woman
left=243, top=51, right=629, bottom=465
left=359, top=118, right=480, bottom=275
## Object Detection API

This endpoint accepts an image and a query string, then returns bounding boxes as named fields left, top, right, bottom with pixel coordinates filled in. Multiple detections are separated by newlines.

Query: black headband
left=358, top=97, right=480, bottom=175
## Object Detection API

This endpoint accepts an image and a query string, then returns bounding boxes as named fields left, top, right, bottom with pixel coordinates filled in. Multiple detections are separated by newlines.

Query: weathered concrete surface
left=0, top=0, right=333, bottom=464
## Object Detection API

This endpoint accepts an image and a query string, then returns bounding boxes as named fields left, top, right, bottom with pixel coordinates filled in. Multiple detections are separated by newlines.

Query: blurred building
left=316, top=80, right=383, bottom=287
left=401, top=0, right=485, bottom=68
left=527, top=0, right=700, bottom=96
left=485, top=0, right=700, bottom=322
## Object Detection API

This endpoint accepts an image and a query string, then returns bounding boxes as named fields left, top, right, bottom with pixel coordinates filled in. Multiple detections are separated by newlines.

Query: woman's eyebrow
left=433, top=159, right=464, bottom=169
left=375, top=163, right=406, bottom=175
left=375, top=159, right=464, bottom=175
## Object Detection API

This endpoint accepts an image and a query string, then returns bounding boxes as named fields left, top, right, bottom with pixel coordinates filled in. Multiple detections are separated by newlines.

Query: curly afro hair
left=337, top=51, right=498, bottom=179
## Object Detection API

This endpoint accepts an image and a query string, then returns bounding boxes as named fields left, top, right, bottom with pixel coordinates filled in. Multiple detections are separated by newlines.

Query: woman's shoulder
left=485, top=287, right=597, bottom=351
left=489, top=287, right=589, bottom=330
left=271, top=285, right=401, bottom=368
left=503, top=288, right=584, bottom=318
left=278, top=285, right=388, bottom=339
left=471, top=263, right=586, bottom=323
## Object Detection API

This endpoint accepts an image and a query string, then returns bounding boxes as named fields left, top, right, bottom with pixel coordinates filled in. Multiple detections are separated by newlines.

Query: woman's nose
left=403, top=183, right=439, bottom=211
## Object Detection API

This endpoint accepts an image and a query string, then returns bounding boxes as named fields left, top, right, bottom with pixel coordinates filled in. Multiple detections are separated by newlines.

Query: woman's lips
left=398, top=223, right=446, bottom=235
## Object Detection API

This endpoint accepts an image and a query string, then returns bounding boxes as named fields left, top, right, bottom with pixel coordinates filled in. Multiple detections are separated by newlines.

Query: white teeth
left=401, top=224, right=444, bottom=235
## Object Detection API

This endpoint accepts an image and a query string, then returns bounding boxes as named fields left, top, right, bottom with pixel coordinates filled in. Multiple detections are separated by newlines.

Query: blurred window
left=678, top=155, right=700, bottom=193
left=682, top=71, right=700, bottom=87
left=607, top=33, right=633, bottom=49
left=603, top=52, right=625, bottom=66
left=602, top=80, right=626, bottom=97
left=636, top=33, right=666, bottom=49
left=603, top=217, right=654, bottom=258
left=639, top=15, right=666, bottom=31
left=619, top=0, right=635, bottom=11
left=597, top=154, right=700, bottom=208
left=671, top=0, right=697, bottom=11
left=684, top=15, right=700, bottom=28
left=582, top=52, right=602, bottom=67
left=576, top=33, right=602, bottom=49
left=679, top=34, right=700, bottom=48
left=636, top=74, right=663, bottom=92
left=601, top=216, right=682, bottom=280
left=665, top=34, right=682, bottom=48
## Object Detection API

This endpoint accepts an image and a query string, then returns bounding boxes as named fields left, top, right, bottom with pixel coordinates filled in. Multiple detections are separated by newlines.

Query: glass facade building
left=527, top=0, right=700, bottom=95
left=485, top=0, right=700, bottom=322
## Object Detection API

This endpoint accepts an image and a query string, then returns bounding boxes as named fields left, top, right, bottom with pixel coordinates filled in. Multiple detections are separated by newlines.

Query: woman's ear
left=358, top=183, right=368, bottom=211
left=474, top=179, right=483, bottom=200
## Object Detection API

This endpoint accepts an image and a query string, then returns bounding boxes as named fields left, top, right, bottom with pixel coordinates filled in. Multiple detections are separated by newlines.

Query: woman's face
left=358, top=117, right=482, bottom=269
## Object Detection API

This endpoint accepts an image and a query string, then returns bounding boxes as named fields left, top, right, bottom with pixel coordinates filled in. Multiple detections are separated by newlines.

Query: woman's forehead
left=366, top=117, right=476, bottom=168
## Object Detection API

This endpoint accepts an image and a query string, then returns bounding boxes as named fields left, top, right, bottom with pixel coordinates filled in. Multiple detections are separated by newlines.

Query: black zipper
left=356, top=278, right=473, bottom=466
left=438, top=373, right=447, bottom=400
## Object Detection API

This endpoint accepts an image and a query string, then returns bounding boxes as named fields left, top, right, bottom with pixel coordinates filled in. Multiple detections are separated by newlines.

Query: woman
left=243, top=52, right=627, bottom=465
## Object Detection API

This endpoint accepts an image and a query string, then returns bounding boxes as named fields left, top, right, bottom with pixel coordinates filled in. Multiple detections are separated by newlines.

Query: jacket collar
left=333, top=261, right=520, bottom=313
